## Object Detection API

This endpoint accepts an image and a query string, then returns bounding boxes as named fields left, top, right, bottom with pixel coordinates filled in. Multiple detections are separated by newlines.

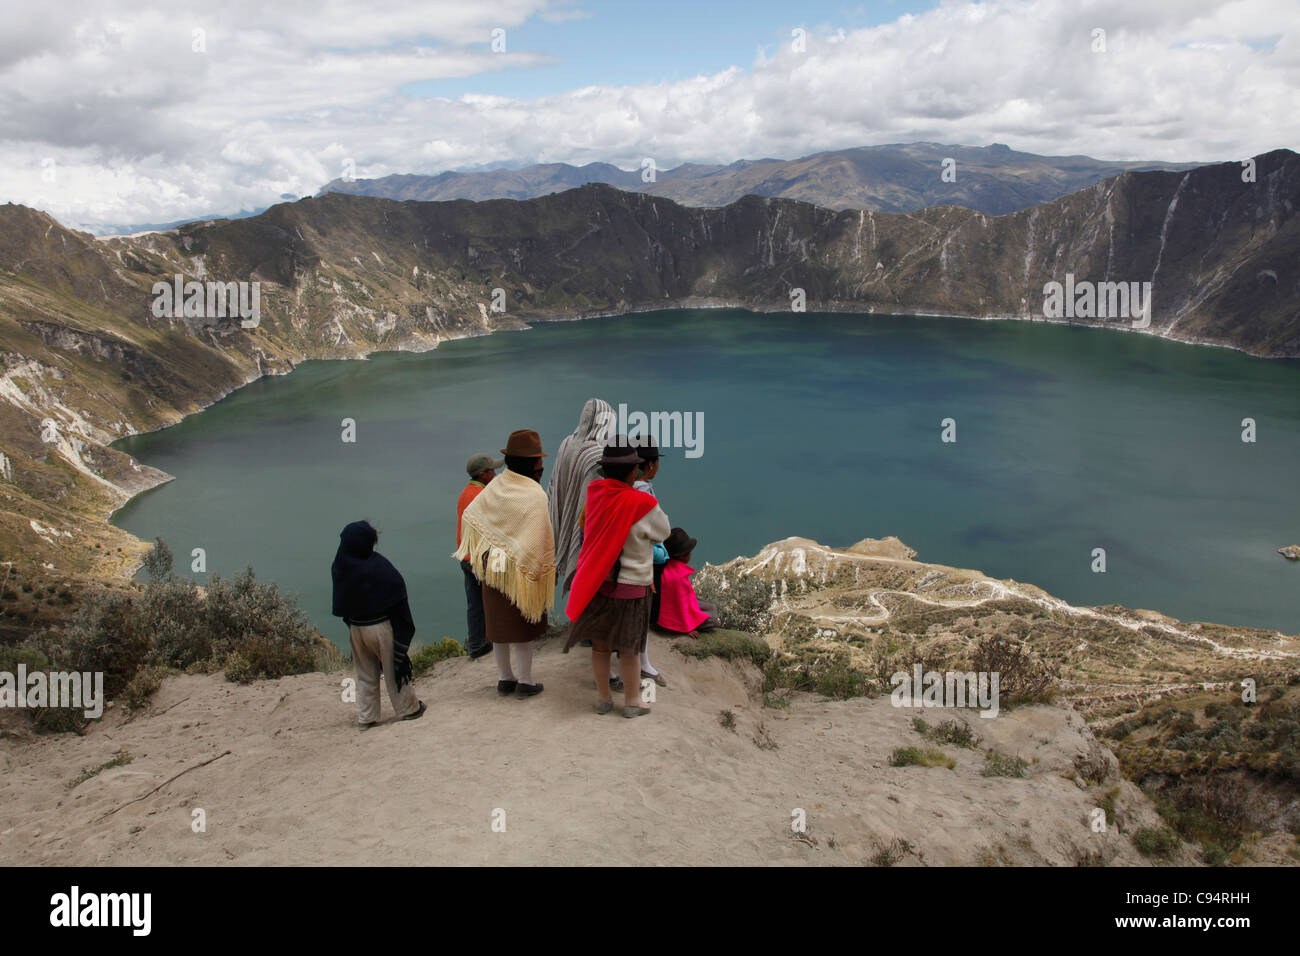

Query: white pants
left=350, top=620, right=420, bottom=724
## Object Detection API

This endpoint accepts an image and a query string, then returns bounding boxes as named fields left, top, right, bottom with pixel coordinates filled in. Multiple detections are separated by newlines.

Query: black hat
left=664, top=527, right=697, bottom=558
left=631, top=435, right=659, bottom=461
left=599, top=435, right=645, bottom=466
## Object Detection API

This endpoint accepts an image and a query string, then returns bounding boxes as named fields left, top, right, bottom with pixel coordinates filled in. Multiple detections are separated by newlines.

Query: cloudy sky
left=1, top=0, right=1295, bottom=232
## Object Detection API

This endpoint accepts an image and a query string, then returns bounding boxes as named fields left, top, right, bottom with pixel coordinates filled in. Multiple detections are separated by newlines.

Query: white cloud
left=1, top=0, right=1296, bottom=232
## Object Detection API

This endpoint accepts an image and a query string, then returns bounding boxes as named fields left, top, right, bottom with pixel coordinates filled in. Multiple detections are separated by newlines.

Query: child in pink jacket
left=657, top=527, right=718, bottom=636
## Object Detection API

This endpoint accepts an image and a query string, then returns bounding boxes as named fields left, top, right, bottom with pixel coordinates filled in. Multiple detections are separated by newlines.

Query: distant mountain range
left=318, top=142, right=1200, bottom=216
left=91, top=203, right=293, bottom=238
left=0, top=149, right=1295, bottom=586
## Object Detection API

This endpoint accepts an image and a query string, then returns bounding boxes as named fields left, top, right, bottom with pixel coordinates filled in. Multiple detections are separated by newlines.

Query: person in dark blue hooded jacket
left=331, top=520, right=425, bottom=728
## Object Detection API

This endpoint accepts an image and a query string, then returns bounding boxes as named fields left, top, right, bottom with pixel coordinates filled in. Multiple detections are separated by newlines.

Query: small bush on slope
left=411, top=638, right=467, bottom=677
left=890, top=746, right=955, bottom=769
left=29, top=543, right=334, bottom=729
left=693, top=571, right=774, bottom=634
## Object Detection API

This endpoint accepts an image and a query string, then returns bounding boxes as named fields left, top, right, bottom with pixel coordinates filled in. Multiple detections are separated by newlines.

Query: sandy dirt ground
left=0, top=633, right=1186, bottom=866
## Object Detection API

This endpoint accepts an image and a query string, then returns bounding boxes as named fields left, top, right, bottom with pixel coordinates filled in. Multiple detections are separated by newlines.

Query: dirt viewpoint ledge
left=2, top=638, right=1170, bottom=867
left=3, top=535, right=1294, bottom=867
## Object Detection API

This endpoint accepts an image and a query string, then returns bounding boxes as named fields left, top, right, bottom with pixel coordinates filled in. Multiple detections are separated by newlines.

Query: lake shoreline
left=109, top=307, right=1300, bottom=639
left=106, top=298, right=1294, bottom=584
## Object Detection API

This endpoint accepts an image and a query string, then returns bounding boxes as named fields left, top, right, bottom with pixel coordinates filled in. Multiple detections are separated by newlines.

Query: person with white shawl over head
left=549, top=398, right=623, bottom=682
left=549, top=398, right=613, bottom=594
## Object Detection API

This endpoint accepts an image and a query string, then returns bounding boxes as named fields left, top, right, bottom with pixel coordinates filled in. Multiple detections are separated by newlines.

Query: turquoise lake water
left=111, top=310, right=1300, bottom=649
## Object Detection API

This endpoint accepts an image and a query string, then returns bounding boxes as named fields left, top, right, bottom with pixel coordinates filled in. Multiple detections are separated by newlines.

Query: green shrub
left=983, top=750, right=1029, bottom=778
left=28, top=545, right=342, bottom=728
left=890, top=746, right=955, bottom=769
left=121, top=664, right=169, bottom=711
left=1148, top=778, right=1259, bottom=857
left=1132, top=827, right=1180, bottom=858
left=66, top=750, right=133, bottom=790
left=37, top=590, right=151, bottom=697
left=223, top=651, right=256, bottom=684
left=872, top=838, right=913, bottom=866
left=314, top=640, right=348, bottom=672
left=1096, top=787, right=1121, bottom=827
left=693, top=571, right=774, bottom=634
left=202, top=568, right=320, bottom=682
left=141, top=538, right=174, bottom=583
left=14, top=639, right=90, bottom=734
left=969, top=634, right=1058, bottom=704
left=0, top=644, right=50, bottom=675
left=1202, top=844, right=1229, bottom=867
left=138, top=576, right=206, bottom=668
left=678, top=629, right=772, bottom=667
left=915, top=717, right=980, bottom=749
left=32, top=705, right=89, bottom=735
left=411, top=637, right=466, bottom=676
left=814, top=660, right=867, bottom=699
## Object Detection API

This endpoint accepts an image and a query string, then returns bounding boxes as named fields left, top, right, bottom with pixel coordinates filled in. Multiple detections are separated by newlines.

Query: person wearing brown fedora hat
left=500, top=428, right=548, bottom=459
left=455, top=430, right=555, bottom=699
left=563, top=437, right=670, bottom=718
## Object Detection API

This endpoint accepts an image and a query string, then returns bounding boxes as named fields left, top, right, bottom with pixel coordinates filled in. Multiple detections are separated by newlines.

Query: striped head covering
left=548, top=397, right=613, bottom=594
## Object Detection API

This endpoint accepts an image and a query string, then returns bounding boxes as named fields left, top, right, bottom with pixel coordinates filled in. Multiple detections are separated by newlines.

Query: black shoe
left=516, top=682, right=544, bottom=698
left=469, top=643, right=493, bottom=660
left=497, top=680, right=518, bottom=695
left=579, top=639, right=592, bottom=647
left=400, top=700, right=427, bottom=721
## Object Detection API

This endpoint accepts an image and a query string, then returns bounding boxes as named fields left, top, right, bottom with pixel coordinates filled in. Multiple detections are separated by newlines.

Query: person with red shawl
left=563, top=439, right=670, bottom=718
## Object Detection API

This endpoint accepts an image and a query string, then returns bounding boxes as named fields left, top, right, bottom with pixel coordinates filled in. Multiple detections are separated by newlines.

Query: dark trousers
left=650, top=563, right=665, bottom=628
left=461, top=560, right=487, bottom=653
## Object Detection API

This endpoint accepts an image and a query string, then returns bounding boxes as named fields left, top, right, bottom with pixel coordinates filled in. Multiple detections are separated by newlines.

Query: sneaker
left=516, top=681, right=544, bottom=698
left=497, top=680, right=518, bottom=695
left=593, top=700, right=615, bottom=715
left=622, top=705, right=651, bottom=719
left=468, top=643, right=494, bottom=660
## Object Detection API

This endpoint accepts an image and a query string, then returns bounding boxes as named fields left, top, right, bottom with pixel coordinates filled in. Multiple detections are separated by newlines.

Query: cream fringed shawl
left=454, top=469, right=556, bottom=623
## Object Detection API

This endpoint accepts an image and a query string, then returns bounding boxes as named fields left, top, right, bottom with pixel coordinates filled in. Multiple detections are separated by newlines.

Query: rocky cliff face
left=0, top=150, right=1295, bottom=581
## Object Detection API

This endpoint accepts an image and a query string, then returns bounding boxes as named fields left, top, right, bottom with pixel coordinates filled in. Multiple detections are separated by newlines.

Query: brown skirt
left=483, top=583, right=547, bottom=644
left=564, top=591, right=652, bottom=655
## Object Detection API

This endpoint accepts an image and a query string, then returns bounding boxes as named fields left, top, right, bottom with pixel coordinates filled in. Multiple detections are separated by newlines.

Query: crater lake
left=111, top=310, right=1300, bottom=650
